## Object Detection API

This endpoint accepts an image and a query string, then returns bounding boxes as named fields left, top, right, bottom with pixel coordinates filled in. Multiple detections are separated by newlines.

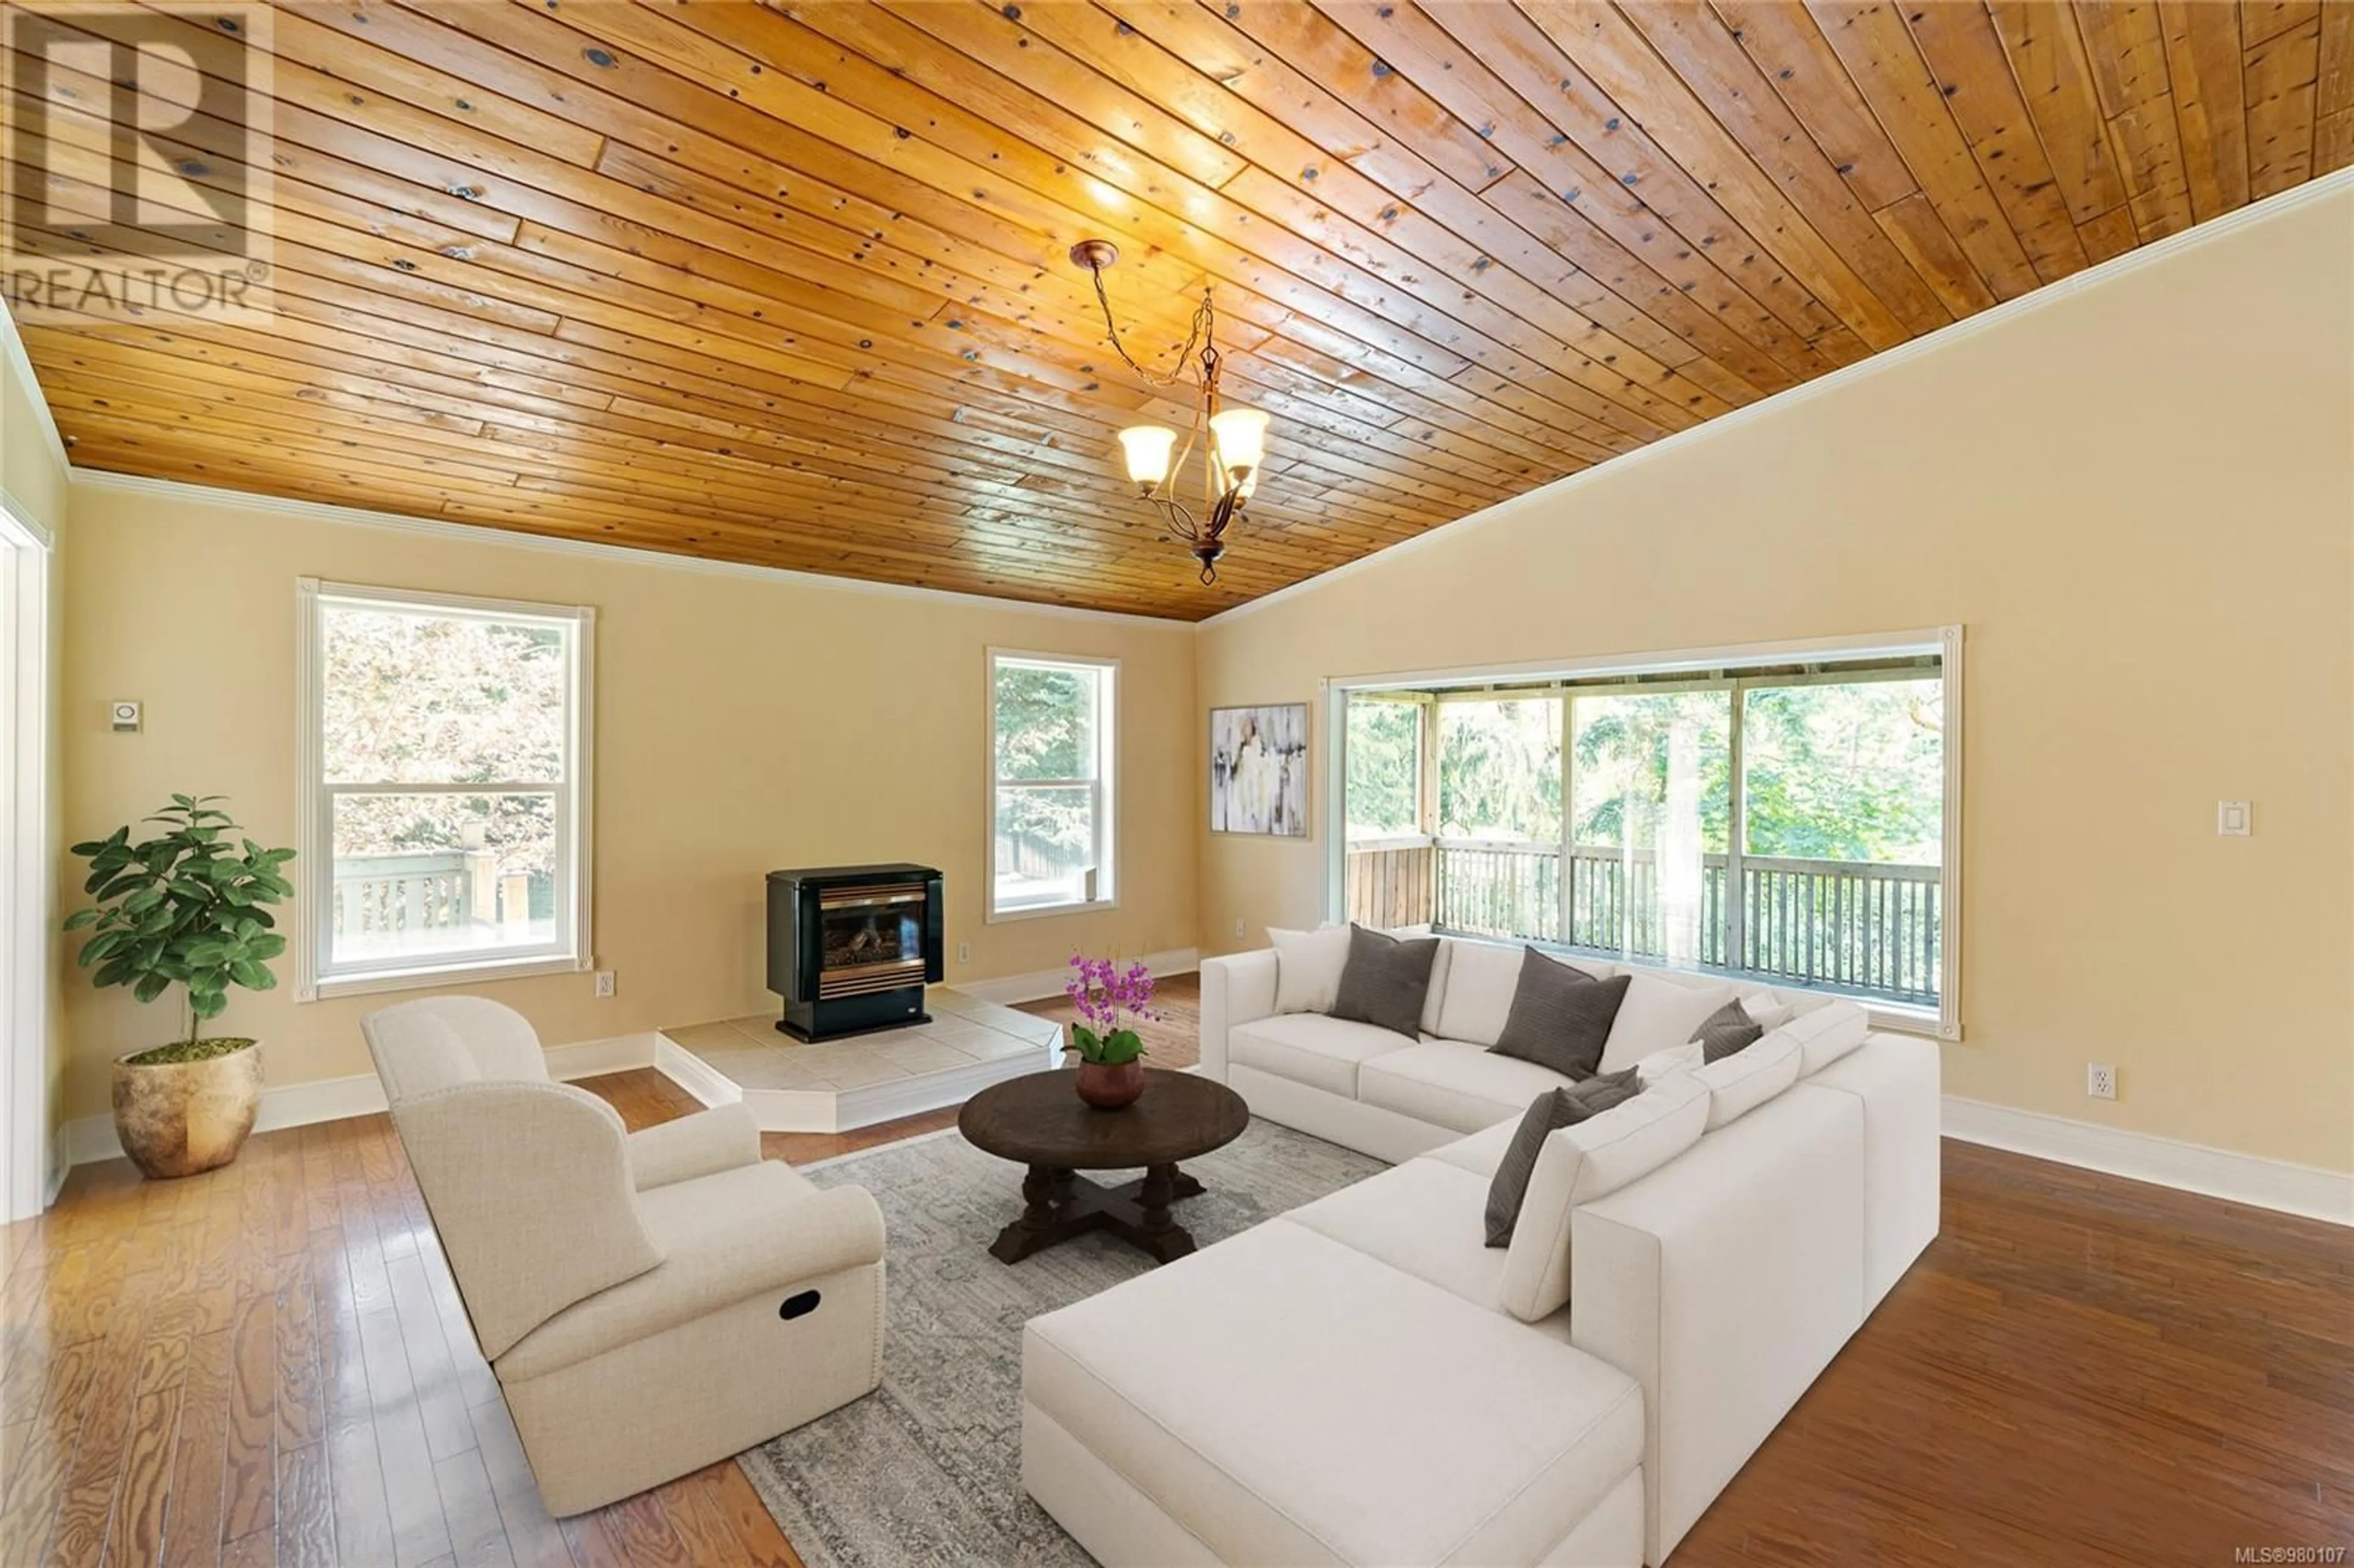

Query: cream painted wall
left=2, top=354, right=67, bottom=527
left=58, top=481, right=1197, bottom=1121
left=2, top=316, right=71, bottom=1192
left=1195, top=186, right=2354, bottom=1176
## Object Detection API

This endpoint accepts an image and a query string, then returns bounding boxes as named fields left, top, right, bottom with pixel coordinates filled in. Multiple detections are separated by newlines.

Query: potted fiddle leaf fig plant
left=64, top=795, right=295, bottom=1179
left=1064, top=954, right=1157, bottom=1109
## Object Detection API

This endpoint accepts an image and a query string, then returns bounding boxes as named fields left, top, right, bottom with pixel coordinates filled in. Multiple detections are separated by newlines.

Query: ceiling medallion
left=1070, top=239, right=1269, bottom=586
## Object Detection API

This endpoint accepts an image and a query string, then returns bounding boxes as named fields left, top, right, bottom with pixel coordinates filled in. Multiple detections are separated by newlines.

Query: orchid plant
left=1064, top=954, right=1159, bottom=1067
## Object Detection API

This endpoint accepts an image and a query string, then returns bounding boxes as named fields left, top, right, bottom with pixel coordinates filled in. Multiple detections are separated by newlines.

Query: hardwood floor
left=2, top=975, right=2342, bottom=1567
left=1676, top=1138, right=2353, bottom=1565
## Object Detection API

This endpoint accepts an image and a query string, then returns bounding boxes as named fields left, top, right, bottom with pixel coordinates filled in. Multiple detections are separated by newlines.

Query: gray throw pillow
left=1693, top=999, right=1766, bottom=1064
left=1490, top=948, right=1629, bottom=1079
left=1330, top=924, right=1441, bottom=1038
left=1484, top=1070, right=1644, bottom=1247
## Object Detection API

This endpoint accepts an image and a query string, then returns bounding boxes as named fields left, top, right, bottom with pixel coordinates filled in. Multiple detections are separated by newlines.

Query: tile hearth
left=657, top=987, right=1064, bottom=1133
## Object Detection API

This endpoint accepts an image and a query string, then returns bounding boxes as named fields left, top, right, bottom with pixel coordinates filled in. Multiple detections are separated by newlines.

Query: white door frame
left=0, top=493, right=53, bottom=1221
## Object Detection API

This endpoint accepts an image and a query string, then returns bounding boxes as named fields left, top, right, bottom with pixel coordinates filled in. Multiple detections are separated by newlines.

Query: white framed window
left=296, top=580, right=594, bottom=999
left=988, top=650, right=1116, bottom=921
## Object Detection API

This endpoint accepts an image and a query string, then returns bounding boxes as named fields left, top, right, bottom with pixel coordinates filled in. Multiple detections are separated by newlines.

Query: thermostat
left=109, top=701, right=141, bottom=733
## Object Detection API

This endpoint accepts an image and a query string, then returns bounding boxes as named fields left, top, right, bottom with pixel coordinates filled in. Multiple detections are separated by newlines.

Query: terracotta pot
left=1075, top=1059, right=1145, bottom=1110
left=111, top=1040, right=263, bottom=1179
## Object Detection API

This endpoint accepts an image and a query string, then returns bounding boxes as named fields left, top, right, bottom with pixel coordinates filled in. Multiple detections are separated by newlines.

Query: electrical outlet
left=2086, top=1063, right=2116, bottom=1101
left=593, top=970, right=615, bottom=999
left=956, top=941, right=970, bottom=965
left=1233, top=916, right=1245, bottom=938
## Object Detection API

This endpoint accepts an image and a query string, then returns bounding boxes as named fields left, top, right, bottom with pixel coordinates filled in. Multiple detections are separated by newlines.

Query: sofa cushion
left=1781, top=998, right=1870, bottom=1074
left=1633, top=1041, right=1704, bottom=1086
left=1422, top=1116, right=1522, bottom=1179
left=1228, top=1013, right=1418, bottom=1099
left=1500, top=1075, right=1710, bottom=1323
left=1492, top=948, right=1628, bottom=1080
left=1598, top=970, right=1739, bottom=1074
left=1436, top=940, right=1609, bottom=1048
left=1692, top=1031, right=1803, bottom=1130
left=1484, top=1071, right=1643, bottom=1247
left=1285, top=1158, right=1507, bottom=1313
left=1330, top=925, right=1440, bottom=1039
left=1268, top=924, right=1350, bottom=1014
left=1357, top=1041, right=1575, bottom=1134
left=1022, top=1222, right=1642, bottom=1567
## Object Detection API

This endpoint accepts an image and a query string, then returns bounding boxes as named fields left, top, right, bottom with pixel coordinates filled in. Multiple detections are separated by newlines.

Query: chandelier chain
left=1087, top=265, right=1215, bottom=393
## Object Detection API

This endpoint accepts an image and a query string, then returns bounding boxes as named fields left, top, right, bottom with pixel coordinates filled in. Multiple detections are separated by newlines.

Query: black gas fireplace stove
left=765, top=863, right=945, bottom=1041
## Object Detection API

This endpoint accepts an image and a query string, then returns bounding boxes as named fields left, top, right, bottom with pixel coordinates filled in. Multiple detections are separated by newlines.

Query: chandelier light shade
left=1118, top=424, right=1178, bottom=493
left=1071, top=238, right=1273, bottom=585
left=1208, top=406, right=1268, bottom=482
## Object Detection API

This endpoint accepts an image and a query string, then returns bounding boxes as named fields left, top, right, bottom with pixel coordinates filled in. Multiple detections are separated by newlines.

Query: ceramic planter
left=111, top=1040, right=263, bottom=1179
left=1075, top=1058, right=1145, bottom=1109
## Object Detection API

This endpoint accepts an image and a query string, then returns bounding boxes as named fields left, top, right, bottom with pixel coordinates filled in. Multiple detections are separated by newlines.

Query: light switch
left=2217, top=801, right=2251, bottom=837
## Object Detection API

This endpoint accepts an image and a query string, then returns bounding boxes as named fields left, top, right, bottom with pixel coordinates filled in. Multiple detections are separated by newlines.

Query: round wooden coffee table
left=959, top=1068, right=1249, bottom=1265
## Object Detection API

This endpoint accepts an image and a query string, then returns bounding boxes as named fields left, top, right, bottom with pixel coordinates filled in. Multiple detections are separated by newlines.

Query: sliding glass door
left=1567, top=689, right=1729, bottom=970
left=1735, top=674, right=1945, bottom=1002
left=1433, top=696, right=1561, bottom=941
left=1339, top=645, right=1951, bottom=1019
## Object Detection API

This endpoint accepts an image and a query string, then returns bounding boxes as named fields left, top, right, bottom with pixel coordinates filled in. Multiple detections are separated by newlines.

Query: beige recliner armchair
left=361, top=995, right=886, bottom=1516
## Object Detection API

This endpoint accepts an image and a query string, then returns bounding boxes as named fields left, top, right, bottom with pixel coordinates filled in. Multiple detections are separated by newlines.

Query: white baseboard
left=61, top=1032, right=661, bottom=1168
left=958, top=946, right=1200, bottom=1007
left=652, top=1035, right=744, bottom=1109
left=1942, top=1095, right=2353, bottom=1227
left=543, top=1033, right=662, bottom=1081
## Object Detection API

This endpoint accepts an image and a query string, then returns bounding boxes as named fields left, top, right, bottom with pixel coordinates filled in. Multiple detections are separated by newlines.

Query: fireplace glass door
left=815, top=883, right=931, bottom=999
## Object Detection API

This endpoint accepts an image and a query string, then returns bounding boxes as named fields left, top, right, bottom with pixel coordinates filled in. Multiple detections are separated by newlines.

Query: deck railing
left=1345, top=837, right=1941, bottom=1007
left=333, top=851, right=474, bottom=942
left=1343, top=835, right=1437, bottom=929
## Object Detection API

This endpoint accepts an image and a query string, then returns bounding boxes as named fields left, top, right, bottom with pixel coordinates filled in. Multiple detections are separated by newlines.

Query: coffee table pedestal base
left=989, top=1162, right=1204, bottom=1265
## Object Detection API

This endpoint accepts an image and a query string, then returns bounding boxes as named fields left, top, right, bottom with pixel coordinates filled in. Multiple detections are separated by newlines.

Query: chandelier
left=1071, top=239, right=1269, bottom=585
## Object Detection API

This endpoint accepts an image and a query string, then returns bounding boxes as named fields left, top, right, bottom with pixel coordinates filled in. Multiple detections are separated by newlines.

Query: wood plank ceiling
left=9, top=1, right=2350, bottom=620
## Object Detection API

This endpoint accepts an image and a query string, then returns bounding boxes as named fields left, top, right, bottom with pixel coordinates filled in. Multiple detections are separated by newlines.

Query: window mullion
left=1557, top=691, right=1572, bottom=948
left=1090, top=776, right=1105, bottom=904
left=323, top=780, right=560, bottom=795
left=1726, top=682, right=1748, bottom=975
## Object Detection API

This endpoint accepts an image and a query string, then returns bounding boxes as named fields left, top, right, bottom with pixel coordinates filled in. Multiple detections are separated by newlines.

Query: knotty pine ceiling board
left=6, top=0, right=2346, bottom=619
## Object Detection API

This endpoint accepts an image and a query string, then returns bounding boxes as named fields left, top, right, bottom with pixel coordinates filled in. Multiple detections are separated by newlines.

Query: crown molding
left=66, top=469, right=1196, bottom=631
left=1202, top=167, right=2354, bottom=630
left=0, top=299, right=69, bottom=478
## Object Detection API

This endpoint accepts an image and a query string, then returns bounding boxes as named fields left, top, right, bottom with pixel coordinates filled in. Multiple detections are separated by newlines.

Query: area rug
left=737, top=1117, right=1384, bottom=1567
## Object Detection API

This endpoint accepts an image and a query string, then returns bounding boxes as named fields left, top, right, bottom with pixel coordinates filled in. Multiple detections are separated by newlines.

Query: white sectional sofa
left=1021, top=936, right=1940, bottom=1566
